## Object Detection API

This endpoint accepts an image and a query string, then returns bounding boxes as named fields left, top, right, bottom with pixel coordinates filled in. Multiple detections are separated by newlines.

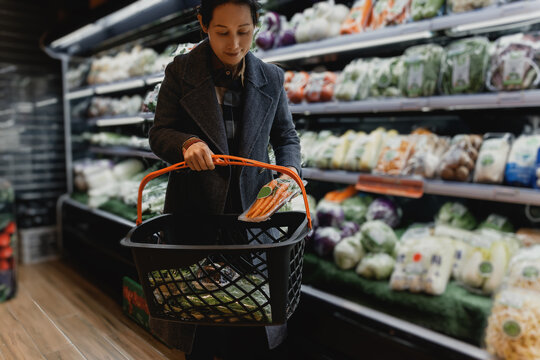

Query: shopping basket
left=121, top=155, right=312, bottom=326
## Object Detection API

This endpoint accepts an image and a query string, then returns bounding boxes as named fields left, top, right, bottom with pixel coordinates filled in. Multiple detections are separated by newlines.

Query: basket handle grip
left=136, top=154, right=312, bottom=228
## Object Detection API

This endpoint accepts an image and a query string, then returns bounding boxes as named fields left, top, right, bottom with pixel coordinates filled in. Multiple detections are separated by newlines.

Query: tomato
left=0, top=259, right=10, bottom=270
left=0, top=247, right=13, bottom=259
left=0, top=234, right=9, bottom=247
left=5, top=221, right=15, bottom=235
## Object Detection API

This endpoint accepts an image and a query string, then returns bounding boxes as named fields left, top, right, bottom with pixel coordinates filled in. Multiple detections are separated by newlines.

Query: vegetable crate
left=121, top=155, right=312, bottom=326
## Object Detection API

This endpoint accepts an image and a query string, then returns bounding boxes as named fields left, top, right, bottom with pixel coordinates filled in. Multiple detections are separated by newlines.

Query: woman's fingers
left=185, top=142, right=215, bottom=171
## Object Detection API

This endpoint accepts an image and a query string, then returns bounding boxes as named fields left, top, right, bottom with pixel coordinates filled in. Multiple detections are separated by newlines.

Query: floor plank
left=0, top=305, right=45, bottom=360
left=6, top=289, right=72, bottom=355
left=56, top=314, right=128, bottom=360
left=44, top=345, right=86, bottom=360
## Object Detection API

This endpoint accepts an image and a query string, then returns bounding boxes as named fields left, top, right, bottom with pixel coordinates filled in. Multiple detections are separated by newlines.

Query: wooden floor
left=0, top=260, right=186, bottom=360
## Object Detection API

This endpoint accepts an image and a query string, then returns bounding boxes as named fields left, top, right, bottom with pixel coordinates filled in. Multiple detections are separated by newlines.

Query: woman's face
left=199, top=2, right=255, bottom=67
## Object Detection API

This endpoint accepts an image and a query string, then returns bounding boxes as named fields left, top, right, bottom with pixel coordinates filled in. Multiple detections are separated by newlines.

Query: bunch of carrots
left=244, top=179, right=294, bottom=220
left=323, top=185, right=357, bottom=203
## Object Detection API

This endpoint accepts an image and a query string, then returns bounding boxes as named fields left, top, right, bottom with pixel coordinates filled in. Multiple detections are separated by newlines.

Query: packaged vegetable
left=360, top=220, right=398, bottom=254
left=334, top=59, right=372, bottom=101
left=293, top=2, right=350, bottom=43
left=323, top=185, right=358, bottom=203
left=356, top=253, right=395, bottom=280
left=304, top=71, right=337, bottom=103
left=437, top=134, right=482, bottom=182
left=516, top=228, right=540, bottom=247
left=369, top=57, right=403, bottom=98
left=478, top=214, right=514, bottom=233
left=359, top=128, right=393, bottom=171
left=366, top=197, right=402, bottom=228
left=341, top=195, right=373, bottom=224
left=400, top=223, right=433, bottom=241
left=142, top=84, right=161, bottom=113
left=504, top=245, right=540, bottom=293
left=302, top=130, right=332, bottom=168
left=447, top=0, right=495, bottom=13
left=410, top=0, right=444, bottom=20
left=342, top=132, right=369, bottom=171
left=505, top=134, right=540, bottom=187
left=386, top=0, right=412, bottom=27
left=284, top=71, right=309, bottom=104
left=485, top=288, right=540, bottom=360
left=313, top=226, right=342, bottom=257
left=340, top=0, right=373, bottom=35
left=399, top=44, right=444, bottom=98
left=440, top=37, right=491, bottom=95
left=486, top=33, right=540, bottom=92
left=435, top=202, right=477, bottom=230
left=299, top=131, right=319, bottom=167
left=239, top=177, right=302, bottom=222
left=433, top=224, right=476, bottom=278
left=369, top=0, right=393, bottom=30
left=373, top=135, right=414, bottom=176
left=334, top=232, right=365, bottom=270
left=331, top=130, right=357, bottom=169
left=473, top=133, right=512, bottom=184
left=390, top=236, right=454, bottom=295
left=402, top=133, right=449, bottom=178
left=315, top=134, right=341, bottom=169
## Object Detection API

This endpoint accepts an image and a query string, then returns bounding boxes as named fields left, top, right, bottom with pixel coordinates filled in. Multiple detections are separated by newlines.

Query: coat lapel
left=238, top=52, right=273, bottom=159
left=179, top=40, right=229, bottom=155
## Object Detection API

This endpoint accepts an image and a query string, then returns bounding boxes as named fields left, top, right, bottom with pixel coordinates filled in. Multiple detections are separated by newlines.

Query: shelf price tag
left=356, top=174, right=424, bottom=198
left=498, top=91, right=524, bottom=106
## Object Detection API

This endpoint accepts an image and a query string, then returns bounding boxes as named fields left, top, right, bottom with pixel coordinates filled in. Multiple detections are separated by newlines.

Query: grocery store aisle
left=0, top=260, right=186, bottom=360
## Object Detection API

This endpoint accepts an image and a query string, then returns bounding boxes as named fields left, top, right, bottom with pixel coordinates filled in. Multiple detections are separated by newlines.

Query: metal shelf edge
left=301, top=286, right=493, bottom=360
left=61, top=196, right=135, bottom=228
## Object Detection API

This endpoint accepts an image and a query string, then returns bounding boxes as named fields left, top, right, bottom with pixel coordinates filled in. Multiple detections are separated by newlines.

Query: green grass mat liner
left=302, top=253, right=492, bottom=346
left=71, top=193, right=156, bottom=222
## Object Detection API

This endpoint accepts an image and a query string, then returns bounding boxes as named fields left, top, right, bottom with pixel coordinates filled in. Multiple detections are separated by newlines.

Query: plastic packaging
left=359, top=128, right=395, bottom=171
left=373, top=135, right=415, bottom=175
left=440, top=37, right=491, bottom=95
left=473, top=133, right=513, bottom=184
left=304, top=71, right=337, bottom=103
left=437, top=134, right=482, bottom=182
left=402, top=133, right=449, bottom=178
left=369, top=0, right=393, bottom=30
left=342, top=131, right=369, bottom=171
left=369, top=57, right=403, bottom=98
left=239, top=178, right=303, bottom=222
left=410, top=0, right=444, bottom=20
left=284, top=71, right=310, bottom=104
left=486, top=33, right=540, bottom=92
left=340, top=0, right=374, bottom=35
left=334, top=59, right=372, bottom=101
left=504, top=245, right=540, bottom=293
left=399, top=44, right=444, bottom=98
left=505, top=134, right=540, bottom=187
left=331, top=130, right=358, bottom=169
left=447, top=0, right=495, bottom=13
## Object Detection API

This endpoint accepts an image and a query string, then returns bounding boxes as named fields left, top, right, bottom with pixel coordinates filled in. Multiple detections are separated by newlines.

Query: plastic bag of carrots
left=239, top=178, right=305, bottom=222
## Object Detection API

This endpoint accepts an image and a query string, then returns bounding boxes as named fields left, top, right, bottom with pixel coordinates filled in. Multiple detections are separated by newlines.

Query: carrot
left=246, top=180, right=278, bottom=217
left=256, top=183, right=290, bottom=217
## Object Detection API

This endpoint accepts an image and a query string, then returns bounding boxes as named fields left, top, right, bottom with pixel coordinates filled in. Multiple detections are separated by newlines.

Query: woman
left=148, top=0, right=301, bottom=358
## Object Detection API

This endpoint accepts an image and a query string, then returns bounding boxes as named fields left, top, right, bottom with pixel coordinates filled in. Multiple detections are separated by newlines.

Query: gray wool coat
left=147, top=39, right=301, bottom=353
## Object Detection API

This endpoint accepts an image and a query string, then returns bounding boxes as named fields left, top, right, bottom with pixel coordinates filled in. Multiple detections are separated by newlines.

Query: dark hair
left=198, top=0, right=260, bottom=28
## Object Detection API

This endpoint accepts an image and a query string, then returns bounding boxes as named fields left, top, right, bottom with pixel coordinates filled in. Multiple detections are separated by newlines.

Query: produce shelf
left=290, top=90, right=540, bottom=115
left=301, top=285, right=493, bottom=360
left=302, top=168, right=540, bottom=205
left=61, top=196, right=136, bottom=228
left=89, top=146, right=159, bottom=160
left=88, top=115, right=146, bottom=127
left=139, top=112, right=155, bottom=120
left=257, top=0, right=540, bottom=63
left=67, top=72, right=165, bottom=99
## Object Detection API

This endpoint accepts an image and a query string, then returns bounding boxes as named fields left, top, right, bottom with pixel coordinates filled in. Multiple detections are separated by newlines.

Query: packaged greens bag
left=370, top=57, right=403, bottom=98
left=410, top=0, right=444, bottom=20
left=399, top=44, right=444, bottom=97
left=440, top=37, right=491, bottom=95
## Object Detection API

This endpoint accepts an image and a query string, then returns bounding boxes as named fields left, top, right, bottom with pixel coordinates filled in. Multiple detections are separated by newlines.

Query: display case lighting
left=35, top=98, right=58, bottom=108
left=452, top=9, right=540, bottom=32
left=261, top=31, right=433, bottom=63
left=96, top=117, right=145, bottom=127
left=94, top=79, right=146, bottom=94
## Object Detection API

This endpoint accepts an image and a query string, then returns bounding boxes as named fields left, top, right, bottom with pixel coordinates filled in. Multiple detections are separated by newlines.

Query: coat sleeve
left=269, top=67, right=302, bottom=176
left=149, top=57, right=195, bottom=165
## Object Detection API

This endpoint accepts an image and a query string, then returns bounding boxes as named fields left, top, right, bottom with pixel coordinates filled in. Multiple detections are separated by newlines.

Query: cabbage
left=334, top=233, right=364, bottom=270
left=356, top=253, right=395, bottom=280
left=360, top=220, right=398, bottom=254
left=478, top=214, right=514, bottom=233
left=316, top=201, right=345, bottom=228
left=435, top=202, right=477, bottom=230
left=366, top=198, right=401, bottom=228
left=313, top=226, right=342, bottom=257
left=340, top=221, right=360, bottom=238
left=341, top=195, right=372, bottom=224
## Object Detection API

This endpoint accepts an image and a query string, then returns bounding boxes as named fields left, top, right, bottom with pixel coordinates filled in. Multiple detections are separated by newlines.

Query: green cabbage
left=356, top=253, right=395, bottom=280
left=360, top=220, right=398, bottom=254
left=341, top=195, right=373, bottom=224
left=435, top=202, right=477, bottom=230
left=478, top=214, right=514, bottom=233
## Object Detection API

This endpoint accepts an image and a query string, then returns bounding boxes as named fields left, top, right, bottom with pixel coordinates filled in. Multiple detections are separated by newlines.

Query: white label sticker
left=452, top=54, right=470, bottom=91
left=503, top=51, right=526, bottom=86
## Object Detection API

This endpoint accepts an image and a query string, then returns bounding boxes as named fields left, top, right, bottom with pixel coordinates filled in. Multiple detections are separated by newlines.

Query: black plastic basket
left=121, top=155, right=312, bottom=326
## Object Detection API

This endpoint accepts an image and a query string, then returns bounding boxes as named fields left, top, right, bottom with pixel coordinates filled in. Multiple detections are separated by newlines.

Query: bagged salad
left=400, top=44, right=444, bottom=97
left=447, top=0, right=495, bottom=13
left=334, top=59, right=373, bottom=101
left=505, top=134, right=540, bottom=187
left=486, top=33, right=540, bottom=92
left=369, top=57, right=403, bottom=98
left=440, top=37, right=491, bottom=95
left=473, top=133, right=513, bottom=184
left=239, top=177, right=304, bottom=222
left=410, top=0, right=444, bottom=20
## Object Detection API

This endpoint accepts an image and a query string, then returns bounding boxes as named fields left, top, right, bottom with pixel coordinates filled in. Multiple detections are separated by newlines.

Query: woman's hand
left=279, top=166, right=298, bottom=179
left=183, top=141, right=215, bottom=171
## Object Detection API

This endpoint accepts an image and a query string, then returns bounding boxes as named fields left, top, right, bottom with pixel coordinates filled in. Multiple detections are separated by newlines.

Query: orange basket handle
left=136, top=154, right=312, bottom=228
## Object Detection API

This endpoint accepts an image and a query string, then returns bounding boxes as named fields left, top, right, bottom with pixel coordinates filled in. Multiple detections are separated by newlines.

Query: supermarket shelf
left=139, top=112, right=155, bottom=120
left=257, top=0, right=540, bottom=63
left=88, top=115, right=146, bottom=127
left=67, top=72, right=164, bottom=99
left=61, top=196, right=135, bottom=228
left=290, top=90, right=540, bottom=115
left=301, top=286, right=493, bottom=360
left=302, top=167, right=540, bottom=205
left=89, top=146, right=159, bottom=160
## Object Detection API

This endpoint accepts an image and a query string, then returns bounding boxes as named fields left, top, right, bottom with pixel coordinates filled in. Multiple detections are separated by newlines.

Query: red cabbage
left=366, top=198, right=402, bottom=228
left=313, top=226, right=342, bottom=257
